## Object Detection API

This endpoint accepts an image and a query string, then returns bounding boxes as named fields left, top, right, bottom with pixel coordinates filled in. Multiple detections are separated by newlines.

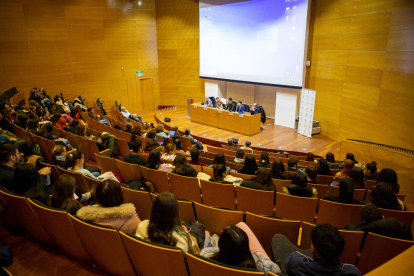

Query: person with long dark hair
left=369, top=182, right=404, bottom=210
left=325, top=152, right=342, bottom=169
left=208, top=153, right=233, bottom=172
left=305, top=152, right=314, bottom=162
left=50, top=174, right=83, bottom=215
left=283, top=172, right=317, bottom=198
left=136, top=192, right=199, bottom=253
left=161, top=143, right=176, bottom=161
left=146, top=149, right=173, bottom=172
left=14, top=164, right=49, bottom=205
left=349, top=167, right=366, bottom=189
left=241, top=167, right=275, bottom=191
left=66, top=150, right=100, bottom=178
left=143, top=140, right=159, bottom=154
left=364, top=161, right=378, bottom=181
left=257, top=151, right=271, bottom=168
left=238, top=155, right=258, bottom=175
left=201, top=223, right=281, bottom=274
left=270, top=159, right=292, bottom=180
left=317, top=159, right=331, bottom=176
left=377, top=168, right=400, bottom=194
left=172, top=154, right=198, bottom=177
left=324, top=178, right=362, bottom=205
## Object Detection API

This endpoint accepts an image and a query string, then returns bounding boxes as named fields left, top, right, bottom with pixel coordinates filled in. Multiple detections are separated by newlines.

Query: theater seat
left=236, top=186, right=274, bottom=216
left=316, top=199, right=362, bottom=228
left=200, top=179, right=236, bottom=210
left=169, top=173, right=202, bottom=203
left=275, top=192, right=318, bottom=224
left=140, top=166, right=170, bottom=193
left=121, top=187, right=152, bottom=220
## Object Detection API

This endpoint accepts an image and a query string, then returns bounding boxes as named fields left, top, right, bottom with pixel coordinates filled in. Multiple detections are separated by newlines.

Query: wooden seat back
left=236, top=186, right=274, bottom=216
left=115, top=159, right=142, bottom=184
left=169, top=173, right=202, bottom=203
left=140, top=166, right=170, bottom=193
left=121, top=187, right=152, bottom=220
left=316, top=199, right=362, bottom=228
left=275, top=192, right=318, bottom=223
left=200, top=180, right=236, bottom=210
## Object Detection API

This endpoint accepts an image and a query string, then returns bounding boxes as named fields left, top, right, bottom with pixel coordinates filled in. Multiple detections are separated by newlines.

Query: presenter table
left=190, top=103, right=261, bottom=136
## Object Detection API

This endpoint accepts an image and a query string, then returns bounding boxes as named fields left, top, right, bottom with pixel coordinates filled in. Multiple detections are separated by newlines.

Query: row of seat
left=0, top=186, right=412, bottom=275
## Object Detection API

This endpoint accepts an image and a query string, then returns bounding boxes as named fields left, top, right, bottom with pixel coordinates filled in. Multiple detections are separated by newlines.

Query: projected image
left=199, top=0, right=309, bottom=88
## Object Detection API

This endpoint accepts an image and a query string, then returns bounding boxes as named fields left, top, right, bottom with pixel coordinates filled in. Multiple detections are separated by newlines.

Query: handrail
left=347, top=139, right=414, bottom=155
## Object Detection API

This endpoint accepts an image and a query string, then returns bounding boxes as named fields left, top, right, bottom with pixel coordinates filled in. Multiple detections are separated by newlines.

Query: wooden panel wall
left=306, top=0, right=414, bottom=149
left=155, top=0, right=205, bottom=106
left=0, top=0, right=159, bottom=112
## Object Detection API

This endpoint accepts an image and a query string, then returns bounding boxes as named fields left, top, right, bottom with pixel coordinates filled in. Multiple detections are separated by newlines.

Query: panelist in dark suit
left=236, top=101, right=245, bottom=114
left=250, top=103, right=260, bottom=115
left=224, top=98, right=237, bottom=112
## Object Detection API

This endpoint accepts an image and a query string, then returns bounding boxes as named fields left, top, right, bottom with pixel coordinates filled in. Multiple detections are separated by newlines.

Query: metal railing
left=347, top=139, right=414, bottom=155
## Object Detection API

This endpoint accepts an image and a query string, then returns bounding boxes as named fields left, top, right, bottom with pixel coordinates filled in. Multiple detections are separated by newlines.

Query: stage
left=117, top=106, right=340, bottom=157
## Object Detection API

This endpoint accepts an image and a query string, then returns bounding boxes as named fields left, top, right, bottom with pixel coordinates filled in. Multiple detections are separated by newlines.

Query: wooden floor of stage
left=114, top=106, right=340, bottom=157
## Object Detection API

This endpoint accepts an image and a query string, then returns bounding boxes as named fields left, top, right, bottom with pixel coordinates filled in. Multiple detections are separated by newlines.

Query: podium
left=186, top=98, right=193, bottom=119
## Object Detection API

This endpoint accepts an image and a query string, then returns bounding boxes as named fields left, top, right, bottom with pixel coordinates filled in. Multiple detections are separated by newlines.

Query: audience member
left=51, top=144, right=68, bottom=168
left=77, top=180, right=141, bottom=234
left=27, top=119, right=39, bottom=134
left=208, top=153, right=233, bottom=172
left=209, top=164, right=233, bottom=184
left=172, top=137, right=186, bottom=154
left=225, top=98, right=236, bottom=112
left=0, top=144, right=20, bottom=191
left=147, top=130, right=158, bottom=143
left=155, top=124, right=166, bottom=138
left=238, top=155, right=258, bottom=175
left=188, top=148, right=206, bottom=167
left=325, top=178, right=362, bottom=205
left=240, top=140, right=253, bottom=153
left=161, top=143, right=176, bottom=161
left=364, top=161, right=378, bottom=181
left=66, top=150, right=100, bottom=178
left=376, top=168, right=400, bottom=194
left=123, top=140, right=146, bottom=166
left=241, top=167, right=275, bottom=191
left=143, top=140, right=159, bottom=154
left=270, top=159, right=292, bottom=180
left=146, top=149, right=174, bottom=172
left=369, top=182, right=404, bottom=211
left=257, top=151, right=271, bottom=168
left=286, top=157, right=299, bottom=172
left=283, top=172, right=316, bottom=198
left=272, top=224, right=361, bottom=276
left=228, top=149, right=245, bottom=164
left=183, top=128, right=203, bottom=150
left=305, top=152, right=314, bottom=162
left=172, top=154, right=198, bottom=177
left=345, top=153, right=365, bottom=170
left=201, top=223, right=281, bottom=275
left=305, top=165, right=321, bottom=184
left=168, top=126, right=181, bottom=137
left=124, top=123, right=133, bottom=133
left=87, top=107, right=108, bottom=125
left=120, top=107, right=132, bottom=118
left=50, top=174, right=84, bottom=215
left=130, top=125, right=142, bottom=142
left=136, top=192, right=199, bottom=253
left=345, top=204, right=412, bottom=240
left=349, top=167, right=365, bottom=189
left=225, top=138, right=238, bottom=148
left=335, top=159, right=354, bottom=179
left=66, top=119, right=80, bottom=134
left=317, top=159, right=331, bottom=176
left=14, top=164, right=49, bottom=205
left=236, top=101, right=245, bottom=114
left=326, top=152, right=342, bottom=169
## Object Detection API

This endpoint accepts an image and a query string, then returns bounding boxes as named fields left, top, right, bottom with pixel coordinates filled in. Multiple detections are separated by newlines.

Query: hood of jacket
left=76, top=203, right=136, bottom=221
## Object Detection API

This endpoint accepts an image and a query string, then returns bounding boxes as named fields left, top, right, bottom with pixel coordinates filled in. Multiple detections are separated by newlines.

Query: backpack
left=32, top=144, right=43, bottom=158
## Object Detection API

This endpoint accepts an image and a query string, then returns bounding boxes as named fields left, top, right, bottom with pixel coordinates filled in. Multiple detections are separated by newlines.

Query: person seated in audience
left=271, top=159, right=292, bottom=180
left=183, top=128, right=203, bottom=150
left=155, top=124, right=167, bottom=138
left=188, top=148, right=206, bottom=167
left=51, top=144, right=69, bottom=168
left=173, top=137, right=186, bottom=154
left=215, top=97, right=223, bottom=109
left=38, top=123, right=57, bottom=140
left=334, top=159, right=354, bottom=179
left=228, top=149, right=245, bottom=164
left=66, top=150, right=100, bottom=178
left=76, top=125, right=99, bottom=142
left=87, top=107, right=108, bottom=125
left=236, top=101, right=245, bottom=114
left=14, top=164, right=50, bottom=205
left=238, top=155, right=258, bottom=175
left=349, top=167, right=365, bottom=189
left=305, top=152, right=314, bottom=162
left=345, top=153, right=365, bottom=170
left=209, top=164, right=235, bottom=185
left=168, top=126, right=181, bottom=137
left=369, top=182, right=404, bottom=211
left=55, top=116, right=68, bottom=130
left=50, top=174, right=87, bottom=215
left=225, top=98, right=237, bottom=112
left=345, top=204, right=412, bottom=240
left=286, top=157, right=299, bottom=172
left=130, top=125, right=142, bottom=142
left=283, top=172, right=317, bottom=198
left=66, top=119, right=79, bottom=134
left=146, top=130, right=158, bottom=144
left=326, top=152, right=342, bottom=169
left=0, top=144, right=21, bottom=192
left=250, top=103, right=260, bottom=115
left=208, top=153, right=233, bottom=172
left=172, top=154, right=198, bottom=177
left=317, top=159, right=331, bottom=176
left=123, top=140, right=146, bottom=166
left=204, top=97, right=213, bottom=107
left=120, top=106, right=132, bottom=118
left=257, top=151, right=271, bottom=168
left=376, top=168, right=400, bottom=194
left=136, top=192, right=199, bottom=253
left=272, top=224, right=361, bottom=276
left=123, top=122, right=133, bottom=133
left=201, top=223, right=281, bottom=275
left=305, top=165, right=321, bottom=184
left=225, top=138, right=238, bottom=148
left=240, top=140, right=253, bottom=153
left=364, top=161, right=378, bottom=181
left=161, top=143, right=176, bottom=161
left=77, top=180, right=141, bottom=234
left=27, top=118, right=40, bottom=134
left=146, top=149, right=174, bottom=172
left=241, top=167, right=275, bottom=191
left=143, top=140, right=159, bottom=154
left=324, top=178, right=362, bottom=205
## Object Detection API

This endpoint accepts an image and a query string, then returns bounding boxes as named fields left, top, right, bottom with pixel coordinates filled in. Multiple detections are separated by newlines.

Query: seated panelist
left=236, top=101, right=245, bottom=114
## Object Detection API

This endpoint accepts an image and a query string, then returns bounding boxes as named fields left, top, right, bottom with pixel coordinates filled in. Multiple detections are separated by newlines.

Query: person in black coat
left=224, top=98, right=237, bottom=112
left=324, top=178, right=363, bottom=205
left=257, top=151, right=271, bottom=168
left=123, top=140, right=146, bottom=166
left=238, top=155, right=258, bottom=175
left=240, top=167, right=275, bottom=191
left=317, top=159, right=331, bottom=176
left=171, top=154, right=198, bottom=177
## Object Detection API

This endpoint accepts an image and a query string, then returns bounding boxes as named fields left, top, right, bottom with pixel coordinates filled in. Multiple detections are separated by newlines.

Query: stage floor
left=121, top=106, right=340, bottom=157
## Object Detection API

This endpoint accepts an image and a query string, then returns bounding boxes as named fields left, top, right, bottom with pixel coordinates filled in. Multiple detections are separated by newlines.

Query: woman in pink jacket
left=77, top=180, right=141, bottom=234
